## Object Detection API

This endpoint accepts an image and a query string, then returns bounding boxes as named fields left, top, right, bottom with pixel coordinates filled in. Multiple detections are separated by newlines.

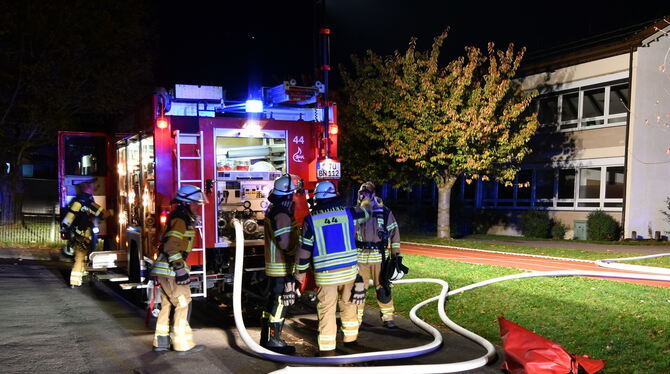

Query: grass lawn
left=403, top=234, right=670, bottom=268
left=382, top=254, right=670, bottom=374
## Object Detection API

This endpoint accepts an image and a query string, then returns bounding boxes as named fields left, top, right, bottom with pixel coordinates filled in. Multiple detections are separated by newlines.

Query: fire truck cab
left=58, top=83, right=340, bottom=301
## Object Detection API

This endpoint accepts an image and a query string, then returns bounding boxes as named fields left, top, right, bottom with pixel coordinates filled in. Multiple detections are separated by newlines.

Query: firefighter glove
left=175, top=267, right=190, bottom=285
left=172, top=260, right=190, bottom=285
left=352, top=274, right=366, bottom=305
left=282, top=276, right=298, bottom=306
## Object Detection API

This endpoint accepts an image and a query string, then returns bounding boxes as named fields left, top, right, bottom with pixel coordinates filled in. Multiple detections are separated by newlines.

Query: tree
left=335, top=89, right=420, bottom=195
left=0, top=0, right=154, bottom=224
left=341, top=30, right=538, bottom=238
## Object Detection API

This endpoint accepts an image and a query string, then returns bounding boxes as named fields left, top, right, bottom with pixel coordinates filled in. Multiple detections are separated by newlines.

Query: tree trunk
left=340, top=179, right=354, bottom=206
left=436, top=174, right=457, bottom=239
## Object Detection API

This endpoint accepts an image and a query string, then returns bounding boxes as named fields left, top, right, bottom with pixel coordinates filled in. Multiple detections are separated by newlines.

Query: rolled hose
left=232, top=220, right=670, bottom=373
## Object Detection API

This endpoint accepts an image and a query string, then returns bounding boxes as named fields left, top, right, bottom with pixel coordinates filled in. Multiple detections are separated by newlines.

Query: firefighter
left=293, top=181, right=371, bottom=356
left=150, top=185, right=206, bottom=354
left=259, top=174, right=302, bottom=354
left=60, top=181, right=111, bottom=288
left=355, top=182, right=401, bottom=329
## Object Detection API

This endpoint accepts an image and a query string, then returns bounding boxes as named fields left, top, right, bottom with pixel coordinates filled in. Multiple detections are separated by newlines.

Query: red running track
left=402, top=242, right=670, bottom=288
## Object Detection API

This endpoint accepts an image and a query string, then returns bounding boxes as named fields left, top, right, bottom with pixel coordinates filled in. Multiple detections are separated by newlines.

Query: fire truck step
left=119, top=282, right=150, bottom=290
left=86, top=267, right=110, bottom=272
left=94, top=274, right=129, bottom=282
left=244, top=267, right=265, bottom=272
left=179, top=179, right=201, bottom=183
left=179, top=156, right=201, bottom=160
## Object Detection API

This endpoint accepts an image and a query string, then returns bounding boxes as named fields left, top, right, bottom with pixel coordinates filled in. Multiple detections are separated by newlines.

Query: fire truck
left=58, top=82, right=340, bottom=302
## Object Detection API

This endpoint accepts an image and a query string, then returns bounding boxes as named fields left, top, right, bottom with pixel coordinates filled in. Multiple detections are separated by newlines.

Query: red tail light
left=156, top=117, right=169, bottom=129
left=160, top=210, right=169, bottom=225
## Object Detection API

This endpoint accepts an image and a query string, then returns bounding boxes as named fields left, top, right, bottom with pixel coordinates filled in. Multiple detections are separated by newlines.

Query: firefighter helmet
left=175, top=185, right=205, bottom=204
left=314, top=181, right=337, bottom=200
left=358, top=181, right=376, bottom=195
left=358, top=181, right=376, bottom=202
left=271, top=174, right=300, bottom=196
left=387, top=255, right=409, bottom=281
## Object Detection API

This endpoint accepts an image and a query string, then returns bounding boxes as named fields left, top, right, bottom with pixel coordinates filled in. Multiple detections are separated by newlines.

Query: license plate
left=316, top=159, right=341, bottom=179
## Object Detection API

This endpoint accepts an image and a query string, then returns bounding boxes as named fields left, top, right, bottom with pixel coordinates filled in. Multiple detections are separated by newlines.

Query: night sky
left=155, top=1, right=670, bottom=99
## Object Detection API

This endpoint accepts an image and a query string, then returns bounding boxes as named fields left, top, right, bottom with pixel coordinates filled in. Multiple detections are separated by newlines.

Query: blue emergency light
left=245, top=99, right=263, bottom=113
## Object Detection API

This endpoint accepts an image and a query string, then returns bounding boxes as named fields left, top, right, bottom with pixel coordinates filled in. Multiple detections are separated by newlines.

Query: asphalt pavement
left=0, top=255, right=504, bottom=374
left=0, top=258, right=286, bottom=374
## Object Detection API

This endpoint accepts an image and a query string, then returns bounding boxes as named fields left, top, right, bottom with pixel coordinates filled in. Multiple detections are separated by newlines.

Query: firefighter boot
left=152, top=335, right=170, bottom=353
left=259, top=318, right=269, bottom=348
left=266, top=322, right=295, bottom=354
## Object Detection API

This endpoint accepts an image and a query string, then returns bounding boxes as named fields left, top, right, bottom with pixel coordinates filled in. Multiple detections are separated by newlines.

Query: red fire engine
left=58, top=82, right=340, bottom=301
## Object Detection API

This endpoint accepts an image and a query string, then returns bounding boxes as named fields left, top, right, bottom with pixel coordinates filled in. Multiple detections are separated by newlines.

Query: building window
left=579, top=167, right=601, bottom=198
left=608, top=84, right=629, bottom=125
left=517, top=170, right=532, bottom=206
left=560, top=91, right=579, bottom=129
left=463, top=176, right=476, bottom=200
left=582, top=88, right=605, bottom=127
left=558, top=169, right=576, bottom=198
left=605, top=166, right=624, bottom=198
left=536, top=169, right=555, bottom=199
left=536, top=81, right=628, bottom=130
left=498, top=180, right=514, bottom=206
left=577, top=167, right=601, bottom=207
left=482, top=180, right=497, bottom=207
left=462, top=165, right=623, bottom=211
left=538, top=96, right=558, bottom=125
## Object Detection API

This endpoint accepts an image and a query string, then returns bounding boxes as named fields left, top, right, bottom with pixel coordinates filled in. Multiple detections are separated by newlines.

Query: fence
left=0, top=178, right=63, bottom=246
left=0, top=207, right=61, bottom=246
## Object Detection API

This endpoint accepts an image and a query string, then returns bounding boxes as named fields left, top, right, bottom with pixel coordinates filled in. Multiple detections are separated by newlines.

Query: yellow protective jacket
left=355, top=197, right=400, bottom=263
left=264, top=207, right=300, bottom=277
left=61, top=192, right=110, bottom=241
left=150, top=206, right=196, bottom=277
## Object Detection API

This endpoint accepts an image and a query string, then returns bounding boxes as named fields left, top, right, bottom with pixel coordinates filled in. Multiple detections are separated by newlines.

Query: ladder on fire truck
left=175, top=130, right=208, bottom=298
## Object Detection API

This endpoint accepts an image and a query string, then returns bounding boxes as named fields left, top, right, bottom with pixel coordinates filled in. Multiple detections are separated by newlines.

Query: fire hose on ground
left=231, top=220, right=670, bottom=373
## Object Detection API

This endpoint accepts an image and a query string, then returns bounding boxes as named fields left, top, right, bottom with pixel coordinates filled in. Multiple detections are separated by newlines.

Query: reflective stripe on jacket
left=151, top=253, right=176, bottom=277
left=150, top=206, right=195, bottom=278
left=304, top=208, right=358, bottom=285
left=264, top=213, right=299, bottom=277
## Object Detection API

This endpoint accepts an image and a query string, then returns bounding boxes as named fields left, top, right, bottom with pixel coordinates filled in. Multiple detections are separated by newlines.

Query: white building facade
left=456, top=18, right=670, bottom=239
